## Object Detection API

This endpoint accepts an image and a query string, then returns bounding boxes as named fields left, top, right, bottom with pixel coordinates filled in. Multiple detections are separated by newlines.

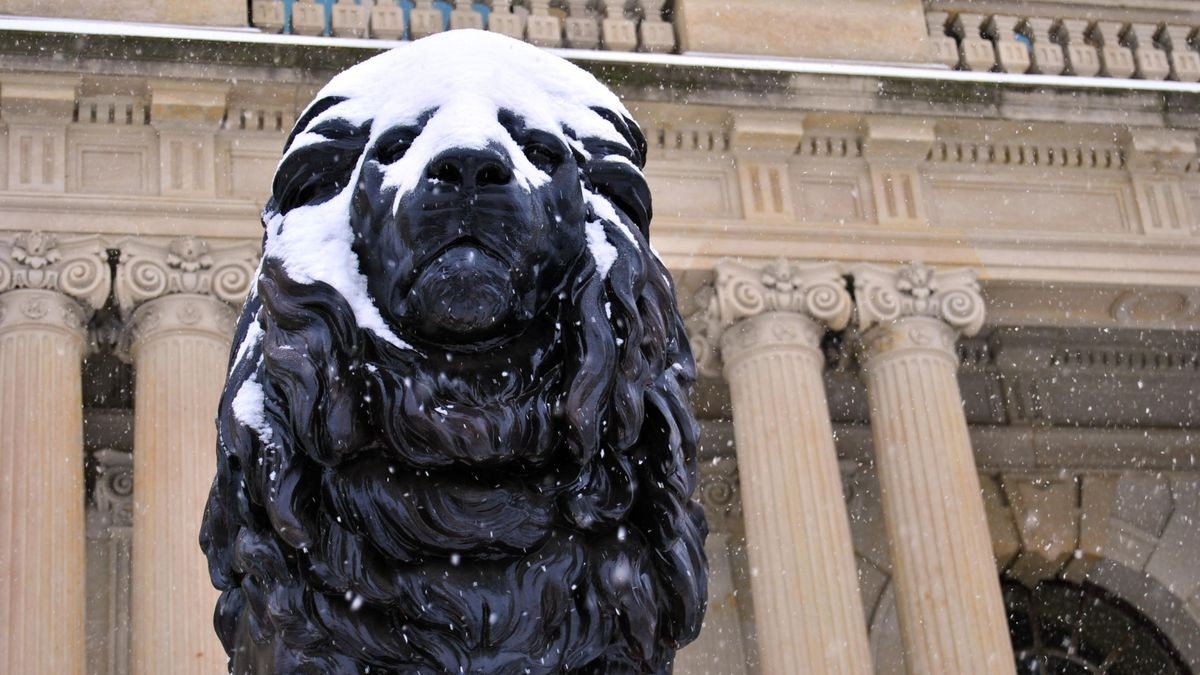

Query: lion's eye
left=376, top=141, right=411, bottom=166
left=522, top=143, right=560, bottom=174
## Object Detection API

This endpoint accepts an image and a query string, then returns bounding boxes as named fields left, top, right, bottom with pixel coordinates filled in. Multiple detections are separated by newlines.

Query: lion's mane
left=202, top=35, right=706, bottom=675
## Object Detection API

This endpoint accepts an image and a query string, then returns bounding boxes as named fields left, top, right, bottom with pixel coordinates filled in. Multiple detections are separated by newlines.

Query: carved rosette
left=689, top=259, right=852, bottom=377
left=851, top=262, right=986, bottom=363
left=0, top=231, right=111, bottom=334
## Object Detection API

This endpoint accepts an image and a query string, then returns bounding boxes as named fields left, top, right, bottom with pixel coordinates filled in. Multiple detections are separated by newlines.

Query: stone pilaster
left=864, top=117, right=933, bottom=227
left=0, top=231, right=110, bottom=675
left=114, top=236, right=256, bottom=675
left=87, top=449, right=134, bottom=675
left=694, top=259, right=873, bottom=675
left=851, top=263, right=1015, bottom=675
left=1124, top=129, right=1197, bottom=237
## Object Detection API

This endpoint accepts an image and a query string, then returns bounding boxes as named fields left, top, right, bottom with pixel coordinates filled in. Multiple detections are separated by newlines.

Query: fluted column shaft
left=722, top=312, right=873, bottom=675
left=129, top=294, right=235, bottom=675
left=694, top=259, right=872, bottom=675
left=854, top=264, right=1015, bottom=675
left=0, top=289, right=88, bottom=675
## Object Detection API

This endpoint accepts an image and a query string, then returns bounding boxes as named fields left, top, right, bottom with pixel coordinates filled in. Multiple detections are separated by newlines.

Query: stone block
left=674, top=0, right=933, bottom=64
left=1115, top=473, right=1174, bottom=536
left=602, top=17, right=638, bottom=52
left=982, top=475, right=1021, bottom=569
left=370, top=3, right=406, bottom=40
left=488, top=12, right=526, bottom=40
left=331, top=1, right=369, bottom=38
left=1170, top=51, right=1200, bottom=83
left=1100, top=45, right=1137, bottom=78
left=525, top=14, right=562, bottom=47
left=252, top=0, right=286, bottom=33
left=565, top=16, right=601, bottom=49
left=449, top=8, right=483, bottom=31
left=639, top=20, right=676, bottom=53
left=0, top=0, right=248, bottom=27
left=1134, top=48, right=1172, bottom=81
left=290, top=0, right=327, bottom=36
left=1108, top=519, right=1156, bottom=570
left=960, top=37, right=996, bottom=72
left=409, top=7, right=445, bottom=39
left=1067, top=44, right=1102, bottom=77
left=1002, top=475, right=1079, bottom=566
left=995, top=41, right=1031, bottom=74
left=1031, top=43, right=1066, bottom=75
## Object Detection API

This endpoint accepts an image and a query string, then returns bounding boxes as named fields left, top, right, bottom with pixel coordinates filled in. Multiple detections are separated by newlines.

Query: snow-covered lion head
left=201, top=30, right=706, bottom=674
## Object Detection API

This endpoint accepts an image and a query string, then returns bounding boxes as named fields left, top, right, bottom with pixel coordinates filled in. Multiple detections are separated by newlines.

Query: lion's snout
left=425, top=146, right=514, bottom=195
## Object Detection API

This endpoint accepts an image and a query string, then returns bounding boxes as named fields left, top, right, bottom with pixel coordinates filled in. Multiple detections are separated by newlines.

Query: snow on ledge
left=2, top=14, right=1199, bottom=95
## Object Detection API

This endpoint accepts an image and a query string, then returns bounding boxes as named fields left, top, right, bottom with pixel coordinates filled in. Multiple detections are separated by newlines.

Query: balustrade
left=248, top=0, right=678, bottom=52
left=926, top=7, right=1199, bottom=81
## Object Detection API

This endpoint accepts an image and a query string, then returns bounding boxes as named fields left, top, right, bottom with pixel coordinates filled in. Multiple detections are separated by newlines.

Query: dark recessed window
left=1004, top=578, right=1192, bottom=675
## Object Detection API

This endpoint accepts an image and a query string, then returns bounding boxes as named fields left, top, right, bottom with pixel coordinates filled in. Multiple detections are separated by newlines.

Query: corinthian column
left=0, top=232, right=110, bottom=675
left=851, top=263, right=1014, bottom=675
left=115, top=237, right=257, bottom=674
left=692, top=259, right=872, bottom=675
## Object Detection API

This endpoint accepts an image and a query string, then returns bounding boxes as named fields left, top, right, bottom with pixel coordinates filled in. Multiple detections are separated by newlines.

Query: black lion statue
left=201, top=30, right=707, bottom=674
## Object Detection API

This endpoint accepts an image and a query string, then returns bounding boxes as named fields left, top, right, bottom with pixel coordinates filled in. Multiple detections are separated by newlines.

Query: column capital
left=114, top=236, right=259, bottom=316
left=690, top=259, right=851, bottom=376
left=0, top=288, right=88, bottom=337
left=127, top=293, right=238, bottom=354
left=851, top=262, right=985, bottom=336
left=0, top=231, right=111, bottom=311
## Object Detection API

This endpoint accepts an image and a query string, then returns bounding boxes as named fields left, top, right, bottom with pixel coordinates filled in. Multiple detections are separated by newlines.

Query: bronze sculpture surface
left=201, top=30, right=706, bottom=674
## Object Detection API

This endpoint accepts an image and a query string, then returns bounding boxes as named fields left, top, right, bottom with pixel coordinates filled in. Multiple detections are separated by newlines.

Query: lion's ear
left=272, top=117, right=371, bottom=215
left=272, top=98, right=371, bottom=215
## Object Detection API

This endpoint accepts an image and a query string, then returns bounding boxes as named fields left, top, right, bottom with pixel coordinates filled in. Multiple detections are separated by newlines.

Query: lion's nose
left=426, top=148, right=513, bottom=191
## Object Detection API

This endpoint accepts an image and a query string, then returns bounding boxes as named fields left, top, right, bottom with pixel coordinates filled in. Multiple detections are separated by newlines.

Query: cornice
left=0, top=16, right=1197, bottom=131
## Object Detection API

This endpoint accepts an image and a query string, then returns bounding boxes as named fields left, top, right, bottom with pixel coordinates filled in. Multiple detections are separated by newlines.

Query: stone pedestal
left=128, top=294, right=236, bottom=674
left=0, top=232, right=109, bottom=675
left=852, top=264, right=1015, bottom=675
left=696, top=260, right=872, bottom=675
left=0, top=289, right=88, bottom=675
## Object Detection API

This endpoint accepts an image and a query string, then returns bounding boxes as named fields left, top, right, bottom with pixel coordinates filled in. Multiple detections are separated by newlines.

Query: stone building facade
left=0, top=1, right=1198, bottom=673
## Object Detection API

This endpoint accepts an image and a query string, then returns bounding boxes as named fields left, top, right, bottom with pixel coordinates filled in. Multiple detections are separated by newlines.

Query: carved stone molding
left=697, top=455, right=741, bottom=530
left=0, top=288, right=88, bottom=335
left=1111, top=289, right=1200, bottom=328
left=126, top=293, right=238, bottom=353
left=689, top=259, right=852, bottom=377
left=114, top=236, right=259, bottom=315
left=91, top=448, right=134, bottom=531
left=0, top=231, right=111, bottom=311
left=852, top=262, right=985, bottom=337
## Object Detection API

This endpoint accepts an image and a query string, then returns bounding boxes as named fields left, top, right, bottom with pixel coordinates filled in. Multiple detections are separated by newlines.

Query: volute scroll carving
left=0, top=231, right=111, bottom=311
left=688, top=258, right=852, bottom=377
left=113, top=236, right=260, bottom=315
left=851, top=262, right=986, bottom=337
